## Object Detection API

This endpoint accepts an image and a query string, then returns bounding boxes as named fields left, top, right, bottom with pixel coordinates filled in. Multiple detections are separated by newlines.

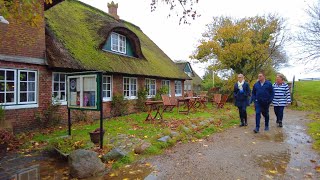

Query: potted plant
left=89, top=128, right=105, bottom=144
left=0, top=129, right=15, bottom=157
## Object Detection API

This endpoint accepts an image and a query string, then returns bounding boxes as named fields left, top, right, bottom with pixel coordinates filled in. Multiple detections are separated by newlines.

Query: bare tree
left=297, top=0, right=320, bottom=60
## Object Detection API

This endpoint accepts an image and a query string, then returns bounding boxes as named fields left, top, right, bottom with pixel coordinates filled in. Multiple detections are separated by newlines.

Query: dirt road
left=145, top=109, right=320, bottom=179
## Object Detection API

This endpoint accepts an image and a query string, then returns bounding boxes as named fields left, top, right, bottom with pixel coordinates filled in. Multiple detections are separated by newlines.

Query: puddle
left=30, top=157, right=69, bottom=179
left=257, top=130, right=285, bottom=142
left=105, top=163, right=153, bottom=180
left=256, top=151, right=291, bottom=178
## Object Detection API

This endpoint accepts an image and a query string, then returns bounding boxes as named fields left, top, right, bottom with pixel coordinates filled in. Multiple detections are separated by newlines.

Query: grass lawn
left=292, top=81, right=320, bottom=152
left=19, top=103, right=254, bottom=168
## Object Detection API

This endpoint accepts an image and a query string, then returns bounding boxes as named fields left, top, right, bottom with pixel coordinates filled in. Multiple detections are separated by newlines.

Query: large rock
left=68, top=149, right=105, bottom=179
left=134, top=142, right=151, bottom=154
left=102, top=148, right=127, bottom=162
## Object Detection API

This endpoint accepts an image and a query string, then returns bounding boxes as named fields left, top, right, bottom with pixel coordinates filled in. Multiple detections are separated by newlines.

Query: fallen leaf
left=123, top=178, right=129, bottom=180
left=310, top=159, right=316, bottom=163
left=315, top=166, right=320, bottom=172
left=203, top=144, right=208, bottom=147
left=269, top=170, right=277, bottom=174
left=252, top=142, right=256, bottom=144
left=109, top=173, right=116, bottom=177
left=144, top=135, right=148, bottom=138
left=145, top=163, right=151, bottom=167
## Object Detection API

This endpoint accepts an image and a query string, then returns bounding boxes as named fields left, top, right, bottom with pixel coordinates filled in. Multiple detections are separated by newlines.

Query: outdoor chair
left=213, top=94, right=222, bottom=105
left=161, top=95, right=176, bottom=112
left=198, top=91, right=208, bottom=108
left=217, top=94, right=228, bottom=108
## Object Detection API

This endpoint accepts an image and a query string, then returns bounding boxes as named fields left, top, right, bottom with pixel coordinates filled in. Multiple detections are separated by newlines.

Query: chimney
left=108, top=1, right=119, bottom=20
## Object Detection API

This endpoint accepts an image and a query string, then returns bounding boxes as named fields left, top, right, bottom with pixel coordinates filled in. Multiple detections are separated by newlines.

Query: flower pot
left=89, top=131, right=105, bottom=144
left=0, top=143, right=8, bottom=158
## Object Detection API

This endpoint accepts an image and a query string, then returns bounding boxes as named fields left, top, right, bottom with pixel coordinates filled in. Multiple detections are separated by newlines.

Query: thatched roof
left=45, top=0, right=189, bottom=79
left=175, top=61, right=202, bottom=85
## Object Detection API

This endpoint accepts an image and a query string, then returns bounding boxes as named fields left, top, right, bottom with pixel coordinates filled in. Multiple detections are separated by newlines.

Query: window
left=161, top=80, right=171, bottom=95
left=18, top=70, right=37, bottom=104
left=175, top=80, right=182, bottom=96
left=145, top=79, right=156, bottom=97
left=52, top=73, right=67, bottom=102
left=0, top=69, right=16, bottom=105
left=123, top=77, right=137, bottom=99
left=103, top=76, right=112, bottom=101
left=111, top=32, right=126, bottom=54
left=0, top=68, right=38, bottom=108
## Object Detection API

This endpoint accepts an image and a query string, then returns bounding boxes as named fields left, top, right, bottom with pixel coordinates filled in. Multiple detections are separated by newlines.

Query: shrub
left=154, top=86, right=169, bottom=100
left=136, top=89, right=148, bottom=112
left=35, top=100, right=61, bottom=128
left=111, top=94, right=128, bottom=116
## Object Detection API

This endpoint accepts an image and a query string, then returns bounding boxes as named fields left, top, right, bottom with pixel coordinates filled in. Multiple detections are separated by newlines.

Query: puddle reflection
left=256, top=151, right=291, bottom=177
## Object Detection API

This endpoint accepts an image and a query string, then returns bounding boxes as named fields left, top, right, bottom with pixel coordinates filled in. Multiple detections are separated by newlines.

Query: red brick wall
left=0, top=0, right=45, bottom=59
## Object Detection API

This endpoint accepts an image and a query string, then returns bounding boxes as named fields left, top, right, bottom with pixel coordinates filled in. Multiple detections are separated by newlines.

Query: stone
left=158, top=136, right=171, bottom=143
left=102, top=148, right=127, bottom=162
left=134, top=142, right=151, bottom=154
left=191, top=124, right=198, bottom=129
left=68, top=149, right=105, bottom=179
left=199, top=120, right=210, bottom=126
left=296, top=101, right=303, bottom=107
left=170, top=131, right=180, bottom=138
left=181, top=126, right=191, bottom=133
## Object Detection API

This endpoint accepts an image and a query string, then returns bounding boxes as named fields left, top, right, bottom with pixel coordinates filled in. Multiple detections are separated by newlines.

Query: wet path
left=146, top=109, right=320, bottom=179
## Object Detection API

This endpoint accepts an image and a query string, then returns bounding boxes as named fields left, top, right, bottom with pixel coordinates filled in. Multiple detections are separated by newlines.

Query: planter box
left=89, top=131, right=105, bottom=144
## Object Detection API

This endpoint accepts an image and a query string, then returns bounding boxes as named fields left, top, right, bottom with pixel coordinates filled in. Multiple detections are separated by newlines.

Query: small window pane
left=103, top=91, right=106, bottom=98
left=0, top=83, right=4, bottom=91
left=54, top=73, right=59, bottom=81
left=54, top=83, right=59, bottom=91
left=60, top=83, right=65, bottom=91
left=61, top=92, right=66, bottom=100
left=6, top=93, right=14, bottom=103
left=28, top=92, right=35, bottom=101
left=7, top=82, right=14, bottom=91
left=103, top=84, right=107, bottom=90
left=103, top=77, right=107, bottom=83
left=53, top=92, right=58, bottom=98
left=28, top=72, right=35, bottom=81
left=20, top=72, right=27, bottom=81
left=20, top=93, right=27, bottom=102
left=0, top=93, right=4, bottom=103
left=60, top=74, right=65, bottom=81
left=107, top=84, right=111, bottom=90
left=6, top=71, right=14, bottom=81
left=107, top=91, right=110, bottom=97
left=0, top=71, right=4, bottom=80
left=20, top=82, right=27, bottom=91
left=28, top=82, right=35, bottom=91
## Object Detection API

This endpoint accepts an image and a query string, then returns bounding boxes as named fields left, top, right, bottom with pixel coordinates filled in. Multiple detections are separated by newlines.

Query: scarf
left=237, top=80, right=244, bottom=91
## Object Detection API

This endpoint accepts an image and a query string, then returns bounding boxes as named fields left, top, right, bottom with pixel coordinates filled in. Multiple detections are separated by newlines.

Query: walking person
left=272, top=73, right=291, bottom=127
left=234, top=74, right=251, bottom=126
left=251, top=71, right=274, bottom=133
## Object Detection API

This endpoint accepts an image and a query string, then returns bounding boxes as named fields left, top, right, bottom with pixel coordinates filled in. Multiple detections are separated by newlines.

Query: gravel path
left=146, top=108, right=320, bottom=180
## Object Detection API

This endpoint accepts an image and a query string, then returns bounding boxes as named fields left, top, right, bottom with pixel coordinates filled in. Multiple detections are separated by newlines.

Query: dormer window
left=111, top=32, right=126, bottom=54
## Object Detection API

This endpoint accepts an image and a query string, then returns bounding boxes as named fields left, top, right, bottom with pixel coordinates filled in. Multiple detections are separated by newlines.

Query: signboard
left=67, top=73, right=101, bottom=111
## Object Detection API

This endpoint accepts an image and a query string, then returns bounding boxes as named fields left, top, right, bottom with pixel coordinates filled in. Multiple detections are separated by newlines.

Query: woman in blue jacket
left=272, top=73, right=291, bottom=127
left=234, top=74, right=251, bottom=126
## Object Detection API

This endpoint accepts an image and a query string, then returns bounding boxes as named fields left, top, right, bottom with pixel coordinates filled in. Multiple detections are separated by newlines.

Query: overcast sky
left=80, top=0, right=319, bottom=81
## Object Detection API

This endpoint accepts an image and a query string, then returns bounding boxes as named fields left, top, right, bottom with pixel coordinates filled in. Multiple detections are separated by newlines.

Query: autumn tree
left=297, top=0, right=320, bottom=61
left=191, top=15, right=288, bottom=83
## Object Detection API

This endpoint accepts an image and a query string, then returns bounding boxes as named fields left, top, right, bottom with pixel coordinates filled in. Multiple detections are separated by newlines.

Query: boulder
left=68, top=149, right=105, bottom=179
left=158, top=136, right=171, bottom=143
left=134, top=142, right=151, bottom=154
left=102, top=148, right=127, bottom=162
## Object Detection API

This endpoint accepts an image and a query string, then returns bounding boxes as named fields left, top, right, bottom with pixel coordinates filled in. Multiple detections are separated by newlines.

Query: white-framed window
left=161, top=80, right=171, bottom=96
left=0, top=69, right=16, bottom=105
left=18, top=70, right=37, bottom=104
left=111, top=32, right=126, bottom=54
left=123, top=77, right=137, bottom=99
left=0, top=68, right=38, bottom=109
left=175, top=80, right=182, bottom=96
left=103, top=75, right=112, bottom=101
left=52, top=72, right=67, bottom=103
left=145, top=78, right=156, bottom=97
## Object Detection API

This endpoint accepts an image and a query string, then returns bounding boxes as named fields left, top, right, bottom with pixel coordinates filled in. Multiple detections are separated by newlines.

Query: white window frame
left=145, top=78, right=156, bottom=98
left=123, top=77, right=137, bottom=99
left=52, top=72, right=67, bottom=105
left=161, top=80, right=171, bottom=96
left=103, top=75, right=113, bottom=102
left=0, top=68, right=39, bottom=109
left=0, top=68, right=16, bottom=105
left=111, top=32, right=126, bottom=54
left=18, top=70, right=37, bottom=104
left=175, top=80, right=182, bottom=96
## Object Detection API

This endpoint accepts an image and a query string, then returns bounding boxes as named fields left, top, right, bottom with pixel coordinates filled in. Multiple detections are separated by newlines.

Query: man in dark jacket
left=234, top=74, right=251, bottom=126
left=251, top=72, right=274, bottom=133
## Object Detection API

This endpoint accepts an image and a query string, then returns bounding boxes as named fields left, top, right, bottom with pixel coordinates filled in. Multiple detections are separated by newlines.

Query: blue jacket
left=251, top=80, right=274, bottom=107
left=234, top=81, right=251, bottom=107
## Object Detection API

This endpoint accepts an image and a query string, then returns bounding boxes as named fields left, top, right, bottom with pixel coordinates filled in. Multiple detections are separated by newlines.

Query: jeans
left=255, top=103, right=270, bottom=130
left=237, top=106, right=247, bottom=122
left=274, top=106, right=285, bottom=123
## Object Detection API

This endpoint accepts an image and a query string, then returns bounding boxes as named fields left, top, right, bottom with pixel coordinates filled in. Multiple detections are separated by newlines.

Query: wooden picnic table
left=145, top=100, right=163, bottom=121
left=177, top=97, right=200, bottom=114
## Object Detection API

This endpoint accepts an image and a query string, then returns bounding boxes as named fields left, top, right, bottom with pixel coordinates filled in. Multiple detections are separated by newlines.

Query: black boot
left=279, top=122, right=283, bottom=127
left=240, top=119, right=244, bottom=127
left=244, top=118, right=248, bottom=126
